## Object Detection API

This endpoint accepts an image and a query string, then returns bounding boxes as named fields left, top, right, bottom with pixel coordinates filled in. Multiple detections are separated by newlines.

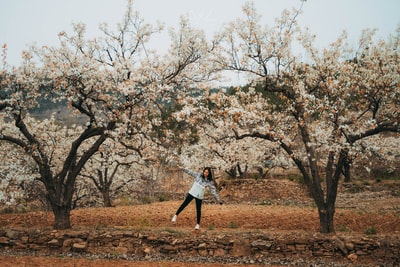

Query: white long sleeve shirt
left=183, top=168, right=220, bottom=201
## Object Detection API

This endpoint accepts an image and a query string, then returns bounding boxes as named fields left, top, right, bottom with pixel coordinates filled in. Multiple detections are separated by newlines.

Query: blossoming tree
left=176, top=3, right=400, bottom=233
left=0, top=1, right=212, bottom=229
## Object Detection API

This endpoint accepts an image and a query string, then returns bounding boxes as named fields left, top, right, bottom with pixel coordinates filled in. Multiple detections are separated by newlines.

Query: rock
left=47, top=239, right=60, bottom=247
left=114, top=246, right=128, bottom=254
left=72, top=242, right=87, bottom=252
left=345, top=242, right=354, bottom=251
left=348, top=252, right=358, bottom=261
left=213, top=248, right=226, bottom=256
left=0, top=237, right=9, bottom=245
left=198, top=242, right=207, bottom=249
left=143, top=247, right=152, bottom=254
left=232, top=239, right=251, bottom=256
left=146, top=234, right=157, bottom=241
left=5, top=230, right=17, bottom=239
left=333, top=236, right=347, bottom=255
left=251, top=239, right=273, bottom=249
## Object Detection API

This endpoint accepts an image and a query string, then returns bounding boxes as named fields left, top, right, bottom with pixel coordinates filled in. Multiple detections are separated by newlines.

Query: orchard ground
left=0, top=177, right=399, bottom=266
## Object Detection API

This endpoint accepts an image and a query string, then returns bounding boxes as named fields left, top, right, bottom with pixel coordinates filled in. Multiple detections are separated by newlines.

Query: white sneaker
left=171, top=215, right=177, bottom=223
left=195, top=224, right=200, bottom=230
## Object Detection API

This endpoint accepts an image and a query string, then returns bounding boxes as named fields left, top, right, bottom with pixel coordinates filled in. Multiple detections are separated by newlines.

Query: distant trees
left=78, top=139, right=138, bottom=207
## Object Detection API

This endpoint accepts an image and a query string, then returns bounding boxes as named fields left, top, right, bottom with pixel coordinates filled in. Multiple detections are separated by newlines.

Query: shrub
left=228, top=221, right=238, bottom=228
left=364, top=226, right=377, bottom=235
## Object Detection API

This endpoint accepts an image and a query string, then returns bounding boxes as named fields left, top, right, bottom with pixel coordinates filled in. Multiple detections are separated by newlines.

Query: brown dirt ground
left=0, top=201, right=399, bottom=233
left=0, top=179, right=399, bottom=266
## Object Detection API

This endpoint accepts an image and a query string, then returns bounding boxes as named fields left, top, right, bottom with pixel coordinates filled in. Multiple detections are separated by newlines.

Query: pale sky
left=1, top=0, right=399, bottom=66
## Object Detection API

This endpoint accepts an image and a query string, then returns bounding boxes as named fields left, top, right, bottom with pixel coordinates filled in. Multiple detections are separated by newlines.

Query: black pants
left=175, top=193, right=203, bottom=224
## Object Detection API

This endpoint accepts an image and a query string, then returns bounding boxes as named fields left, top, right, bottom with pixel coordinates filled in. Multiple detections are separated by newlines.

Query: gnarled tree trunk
left=51, top=203, right=72, bottom=229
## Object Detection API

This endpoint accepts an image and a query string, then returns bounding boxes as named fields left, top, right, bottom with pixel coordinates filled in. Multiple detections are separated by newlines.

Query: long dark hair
left=202, top=167, right=213, bottom=181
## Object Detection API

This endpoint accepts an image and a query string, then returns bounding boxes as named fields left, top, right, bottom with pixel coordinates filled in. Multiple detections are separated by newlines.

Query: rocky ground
left=0, top=178, right=399, bottom=266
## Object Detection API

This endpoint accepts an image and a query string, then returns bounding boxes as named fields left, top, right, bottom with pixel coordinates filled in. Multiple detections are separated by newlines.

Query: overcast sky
left=1, top=0, right=399, bottom=66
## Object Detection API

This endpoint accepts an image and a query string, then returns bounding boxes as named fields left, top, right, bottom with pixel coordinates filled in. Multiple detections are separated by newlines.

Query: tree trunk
left=225, top=165, right=237, bottom=179
left=101, top=189, right=113, bottom=207
left=343, top=158, right=351, bottom=182
left=317, top=205, right=335, bottom=233
left=51, top=204, right=72, bottom=229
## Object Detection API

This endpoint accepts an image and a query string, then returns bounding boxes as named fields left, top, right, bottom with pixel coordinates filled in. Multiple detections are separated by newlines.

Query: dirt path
left=1, top=201, right=399, bottom=233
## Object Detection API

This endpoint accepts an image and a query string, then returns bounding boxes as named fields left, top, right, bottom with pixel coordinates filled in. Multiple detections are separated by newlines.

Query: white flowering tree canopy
left=0, top=0, right=214, bottom=229
left=173, top=3, right=400, bottom=233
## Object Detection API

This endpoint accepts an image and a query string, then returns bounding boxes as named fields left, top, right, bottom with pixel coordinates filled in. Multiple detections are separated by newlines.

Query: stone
left=333, top=236, right=347, bottom=255
left=114, top=246, right=128, bottom=254
left=143, top=247, right=152, bottom=254
left=20, top=236, right=29, bottom=243
left=147, top=234, right=157, bottom=241
left=123, top=231, right=134, bottom=237
left=232, top=239, right=251, bottom=256
left=345, top=242, right=354, bottom=251
left=48, top=239, right=60, bottom=247
left=29, top=244, right=46, bottom=250
left=0, top=237, right=9, bottom=245
left=13, top=242, right=28, bottom=249
left=198, top=249, right=208, bottom=256
left=348, top=253, right=358, bottom=261
left=5, top=230, right=17, bottom=239
left=198, top=242, right=207, bottom=249
left=72, top=242, right=88, bottom=252
left=251, top=239, right=273, bottom=249
left=213, top=248, right=226, bottom=256
left=62, top=239, right=74, bottom=248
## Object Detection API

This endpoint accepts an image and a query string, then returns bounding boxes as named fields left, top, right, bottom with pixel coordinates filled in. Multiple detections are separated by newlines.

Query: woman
left=172, top=166, right=223, bottom=230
